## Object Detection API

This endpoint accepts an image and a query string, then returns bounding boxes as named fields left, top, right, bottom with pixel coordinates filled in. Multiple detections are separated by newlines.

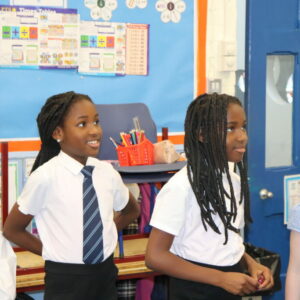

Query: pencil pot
left=117, top=139, right=154, bottom=166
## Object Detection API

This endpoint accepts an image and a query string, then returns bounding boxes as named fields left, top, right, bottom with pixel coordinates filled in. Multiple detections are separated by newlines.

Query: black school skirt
left=169, top=258, right=244, bottom=300
left=44, top=254, right=118, bottom=300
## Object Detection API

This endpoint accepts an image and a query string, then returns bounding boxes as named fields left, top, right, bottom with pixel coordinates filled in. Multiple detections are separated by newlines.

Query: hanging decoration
left=126, top=0, right=147, bottom=9
left=155, top=0, right=186, bottom=23
left=84, top=0, right=118, bottom=21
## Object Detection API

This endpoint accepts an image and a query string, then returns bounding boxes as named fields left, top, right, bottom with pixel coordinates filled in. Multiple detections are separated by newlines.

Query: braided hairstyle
left=184, top=93, right=251, bottom=244
left=31, top=91, right=92, bottom=173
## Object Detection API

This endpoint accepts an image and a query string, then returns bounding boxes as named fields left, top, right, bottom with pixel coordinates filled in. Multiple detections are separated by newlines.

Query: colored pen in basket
left=130, top=130, right=137, bottom=144
left=109, top=136, right=118, bottom=148
left=120, top=132, right=128, bottom=146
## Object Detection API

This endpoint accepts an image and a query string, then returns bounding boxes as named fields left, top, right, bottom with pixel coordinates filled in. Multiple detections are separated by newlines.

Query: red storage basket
left=117, top=139, right=154, bottom=166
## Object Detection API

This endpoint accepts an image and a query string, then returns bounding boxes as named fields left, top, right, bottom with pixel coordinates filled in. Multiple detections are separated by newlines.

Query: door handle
left=259, top=188, right=274, bottom=200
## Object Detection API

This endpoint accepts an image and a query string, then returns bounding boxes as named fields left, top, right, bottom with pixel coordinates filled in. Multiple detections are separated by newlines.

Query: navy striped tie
left=81, top=165, right=104, bottom=264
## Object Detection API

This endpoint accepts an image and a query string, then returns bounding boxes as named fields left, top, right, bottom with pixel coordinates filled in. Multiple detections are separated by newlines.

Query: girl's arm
left=3, top=203, right=42, bottom=256
left=243, top=251, right=274, bottom=291
left=114, top=192, right=140, bottom=231
left=146, top=227, right=259, bottom=296
left=285, top=230, right=300, bottom=300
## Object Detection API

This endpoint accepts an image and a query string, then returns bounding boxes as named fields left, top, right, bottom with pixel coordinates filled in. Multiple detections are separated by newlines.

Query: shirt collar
left=57, top=151, right=96, bottom=176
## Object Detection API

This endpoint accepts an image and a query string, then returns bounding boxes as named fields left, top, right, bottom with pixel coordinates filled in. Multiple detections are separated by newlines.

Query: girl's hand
left=248, top=261, right=274, bottom=291
left=244, top=251, right=274, bottom=291
left=219, top=272, right=259, bottom=296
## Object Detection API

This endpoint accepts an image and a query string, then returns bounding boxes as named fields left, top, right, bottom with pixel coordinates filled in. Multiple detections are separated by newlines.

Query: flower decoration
left=155, top=0, right=186, bottom=23
left=84, top=0, right=118, bottom=21
left=126, top=0, right=147, bottom=9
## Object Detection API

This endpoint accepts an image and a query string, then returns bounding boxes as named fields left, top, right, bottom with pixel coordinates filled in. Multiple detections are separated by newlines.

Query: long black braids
left=184, top=93, right=252, bottom=244
left=31, top=91, right=92, bottom=173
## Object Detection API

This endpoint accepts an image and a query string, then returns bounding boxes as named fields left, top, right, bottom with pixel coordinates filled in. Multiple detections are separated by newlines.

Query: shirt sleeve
left=110, top=166, right=129, bottom=211
left=287, top=204, right=300, bottom=232
left=150, top=179, right=187, bottom=236
left=17, top=168, right=48, bottom=216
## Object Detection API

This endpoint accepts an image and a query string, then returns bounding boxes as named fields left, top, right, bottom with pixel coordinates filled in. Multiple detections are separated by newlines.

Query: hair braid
left=184, top=93, right=251, bottom=244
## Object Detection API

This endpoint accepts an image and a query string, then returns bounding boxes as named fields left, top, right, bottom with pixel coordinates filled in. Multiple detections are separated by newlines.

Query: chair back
left=96, top=103, right=157, bottom=160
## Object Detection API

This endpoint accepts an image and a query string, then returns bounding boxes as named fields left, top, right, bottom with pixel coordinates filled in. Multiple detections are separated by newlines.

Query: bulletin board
left=0, top=0, right=196, bottom=139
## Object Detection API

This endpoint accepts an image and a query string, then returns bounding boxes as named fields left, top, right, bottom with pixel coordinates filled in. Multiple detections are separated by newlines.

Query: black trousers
left=44, top=255, right=118, bottom=300
left=169, top=258, right=244, bottom=300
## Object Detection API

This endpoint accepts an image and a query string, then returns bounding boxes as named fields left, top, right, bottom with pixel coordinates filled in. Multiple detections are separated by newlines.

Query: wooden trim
left=17, top=267, right=45, bottom=276
left=122, top=233, right=149, bottom=240
left=197, top=0, right=207, bottom=95
left=1, top=142, right=9, bottom=226
left=114, top=254, right=145, bottom=264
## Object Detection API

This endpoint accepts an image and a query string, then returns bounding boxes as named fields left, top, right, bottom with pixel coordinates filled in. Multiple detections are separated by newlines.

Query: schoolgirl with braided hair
left=4, top=91, right=139, bottom=300
left=146, top=93, right=273, bottom=299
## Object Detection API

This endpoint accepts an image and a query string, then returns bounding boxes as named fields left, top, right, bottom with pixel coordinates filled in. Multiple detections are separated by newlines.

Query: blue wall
left=0, top=0, right=194, bottom=139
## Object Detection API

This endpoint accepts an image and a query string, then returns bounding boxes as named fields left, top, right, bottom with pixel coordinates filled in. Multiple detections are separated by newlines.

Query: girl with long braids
left=3, top=91, right=139, bottom=300
left=146, top=93, right=273, bottom=299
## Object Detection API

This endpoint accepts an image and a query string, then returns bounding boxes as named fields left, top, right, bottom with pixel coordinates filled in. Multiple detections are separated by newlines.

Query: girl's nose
left=237, top=128, right=248, bottom=141
left=90, top=123, right=102, bottom=136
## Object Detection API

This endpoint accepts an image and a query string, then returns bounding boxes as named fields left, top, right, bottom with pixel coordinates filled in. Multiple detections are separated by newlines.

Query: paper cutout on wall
left=84, top=0, right=118, bottom=21
left=126, top=0, right=147, bottom=9
left=155, top=0, right=186, bottom=23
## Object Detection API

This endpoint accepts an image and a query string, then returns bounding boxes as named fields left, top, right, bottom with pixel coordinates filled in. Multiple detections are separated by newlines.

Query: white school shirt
left=17, top=151, right=129, bottom=264
left=150, top=166, right=245, bottom=266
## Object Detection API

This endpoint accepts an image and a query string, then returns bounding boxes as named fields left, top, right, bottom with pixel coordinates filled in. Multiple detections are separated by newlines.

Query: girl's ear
left=52, top=126, right=63, bottom=143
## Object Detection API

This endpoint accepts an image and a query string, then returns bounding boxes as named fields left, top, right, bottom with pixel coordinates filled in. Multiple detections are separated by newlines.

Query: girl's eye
left=94, top=119, right=100, bottom=125
left=227, top=126, right=247, bottom=133
left=78, top=122, right=86, bottom=128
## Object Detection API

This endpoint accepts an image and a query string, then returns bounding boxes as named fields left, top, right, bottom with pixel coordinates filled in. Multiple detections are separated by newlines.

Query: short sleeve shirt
left=150, top=166, right=245, bottom=267
left=17, top=151, right=129, bottom=263
left=287, top=204, right=300, bottom=233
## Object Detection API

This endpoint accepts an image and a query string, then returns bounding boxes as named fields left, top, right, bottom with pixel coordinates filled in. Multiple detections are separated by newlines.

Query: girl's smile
left=87, top=139, right=100, bottom=148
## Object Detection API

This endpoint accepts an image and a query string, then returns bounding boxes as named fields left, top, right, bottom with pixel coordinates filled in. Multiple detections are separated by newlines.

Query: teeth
left=88, top=140, right=98, bottom=144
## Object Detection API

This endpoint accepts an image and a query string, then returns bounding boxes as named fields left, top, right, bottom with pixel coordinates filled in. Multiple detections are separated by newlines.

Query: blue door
left=246, top=1, right=300, bottom=299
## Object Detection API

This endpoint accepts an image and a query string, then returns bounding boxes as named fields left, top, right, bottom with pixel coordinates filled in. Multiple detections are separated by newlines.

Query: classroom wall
left=0, top=0, right=195, bottom=140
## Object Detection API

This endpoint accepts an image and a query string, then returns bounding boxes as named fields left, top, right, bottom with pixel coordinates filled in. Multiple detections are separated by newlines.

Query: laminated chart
left=79, top=21, right=126, bottom=76
left=126, top=23, right=149, bottom=75
left=79, top=21, right=149, bottom=76
left=0, top=5, right=79, bottom=69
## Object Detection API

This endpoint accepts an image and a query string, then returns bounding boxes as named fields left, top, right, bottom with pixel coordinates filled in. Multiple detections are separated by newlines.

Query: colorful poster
left=0, top=5, right=79, bottom=69
left=79, top=20, right=126, bottom=76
